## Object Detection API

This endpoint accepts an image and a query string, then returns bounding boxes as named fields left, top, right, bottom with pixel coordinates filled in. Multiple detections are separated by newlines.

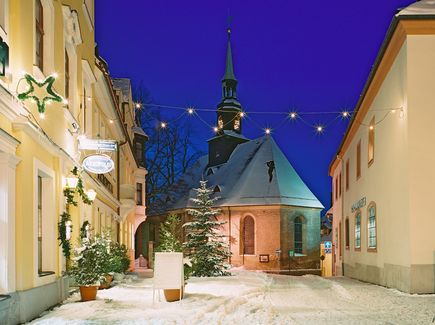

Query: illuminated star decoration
left=17, top=73, right=63, bottom=114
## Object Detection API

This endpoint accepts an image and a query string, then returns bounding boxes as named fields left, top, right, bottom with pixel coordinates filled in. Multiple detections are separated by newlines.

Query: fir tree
left=183, top=180, right=231, bottom=277
left=155, top=214, right=183, bottom=253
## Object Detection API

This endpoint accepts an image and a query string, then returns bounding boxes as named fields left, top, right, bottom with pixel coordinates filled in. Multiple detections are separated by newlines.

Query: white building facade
left=330, top=1, right=435, bottom=294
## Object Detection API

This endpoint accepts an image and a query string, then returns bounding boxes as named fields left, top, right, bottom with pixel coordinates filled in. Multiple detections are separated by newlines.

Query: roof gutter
left=328, top=13, right=435, bottom=175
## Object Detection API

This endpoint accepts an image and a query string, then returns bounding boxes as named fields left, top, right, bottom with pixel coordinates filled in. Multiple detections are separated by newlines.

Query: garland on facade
left=58, top=167, right=94, bottom=269
left=17, top=73, right=63, bottom=115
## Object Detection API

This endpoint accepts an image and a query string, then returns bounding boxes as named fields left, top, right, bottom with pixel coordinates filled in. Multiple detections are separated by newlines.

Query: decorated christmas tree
left=184, top=180, right=231, bottom=277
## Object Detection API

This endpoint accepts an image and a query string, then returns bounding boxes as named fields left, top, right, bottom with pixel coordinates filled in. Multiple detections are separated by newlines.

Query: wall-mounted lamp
left=65, top=177, right=79, bottom=189
left=86, top=189, right=97, bottom=201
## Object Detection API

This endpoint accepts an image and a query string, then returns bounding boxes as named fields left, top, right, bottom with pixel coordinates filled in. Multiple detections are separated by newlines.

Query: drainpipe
left=228, top=206, right=232, bottom=265
left=117, top=140, right=127, bottom=242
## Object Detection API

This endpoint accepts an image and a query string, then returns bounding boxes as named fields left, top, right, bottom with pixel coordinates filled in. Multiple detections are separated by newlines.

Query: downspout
left=117, top=139, right=128, bottom=242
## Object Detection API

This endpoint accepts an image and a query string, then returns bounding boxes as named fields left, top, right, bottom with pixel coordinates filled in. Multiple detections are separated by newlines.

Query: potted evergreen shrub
left=155, top=214, right=192, bottom=302
left=70, top=237, right=105, bottom=301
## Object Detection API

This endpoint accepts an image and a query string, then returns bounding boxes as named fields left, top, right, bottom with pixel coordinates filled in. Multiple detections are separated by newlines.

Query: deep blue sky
left=95, top=0, right=412, bottom=211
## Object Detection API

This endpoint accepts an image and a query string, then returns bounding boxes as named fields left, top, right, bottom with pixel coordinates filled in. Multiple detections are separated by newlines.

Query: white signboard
left=82, top=154, right=114, bottom=174
left=153, top=252, right=184, bottom=302
left=79, top=138, right=117, bottom=152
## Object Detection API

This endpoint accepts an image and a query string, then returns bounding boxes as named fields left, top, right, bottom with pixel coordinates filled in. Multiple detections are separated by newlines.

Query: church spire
left=223, top=28, right=237, bottom=81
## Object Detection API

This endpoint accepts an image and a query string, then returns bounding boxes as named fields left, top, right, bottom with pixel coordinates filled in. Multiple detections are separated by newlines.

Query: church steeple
left=217, top=27, right=242, bottom=133
left=208, top=26, right=249, bottom=167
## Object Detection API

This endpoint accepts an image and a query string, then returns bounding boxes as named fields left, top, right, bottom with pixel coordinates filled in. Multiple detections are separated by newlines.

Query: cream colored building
left=330, top=1, right=435, bottom=294
left=0, top=0, right=147, bottom=323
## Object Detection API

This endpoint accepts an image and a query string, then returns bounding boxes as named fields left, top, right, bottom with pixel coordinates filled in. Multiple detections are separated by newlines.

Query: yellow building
left=0, top=0, right=147, bottom=323
left=330, top=1, right=435, bottom=293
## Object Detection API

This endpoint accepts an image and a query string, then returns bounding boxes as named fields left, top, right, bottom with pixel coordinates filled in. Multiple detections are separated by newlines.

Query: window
left=135, top=140, right=143, bottom=164
left=207, top=168, right=214, bottom=176
left=346, top=159, right=349, bottom=190
left=355, top=212, right=361, bottom=250
left=213, top=185, right=221, bottom=193
left=339, top=173, right=342, bottom=197
left=83, top=87, right=87, bottom=132
left=242, top=216, right=255, bottom=255
left=368, top=117, right=375, bottom=166
left=136, top=183, right=143, bottom=205
left=368, top=204, right=377, bottom=250
left=234, top=118, right=240, bottom=131
left=0, top=0, right=8, bottom=39
left=335, top=177, right=338, bottom=201
left=356, top=140, right=361, bottom=180
left=339, top=222, right=342, bottom=257
left=294, top=217, right=303, bottom=254
left=218, top=116, right=223, bottom=129
left=345, top=218, right=349, bottom=249
left=35, top=0, right=44, bottom=71
left=65, top=49, right=70, bottom=103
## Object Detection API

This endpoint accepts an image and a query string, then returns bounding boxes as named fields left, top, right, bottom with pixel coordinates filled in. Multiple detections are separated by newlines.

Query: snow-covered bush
left=69, top=237, right=106, bottom=286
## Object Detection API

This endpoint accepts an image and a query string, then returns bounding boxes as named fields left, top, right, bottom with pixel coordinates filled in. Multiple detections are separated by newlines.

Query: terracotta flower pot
left=98, top=274, right=113, bottom=290
left=79, top=285, right=98, bottom=301
left=164, top=286, right=184, bottom=302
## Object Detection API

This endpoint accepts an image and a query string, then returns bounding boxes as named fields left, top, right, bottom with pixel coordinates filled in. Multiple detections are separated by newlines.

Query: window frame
left=294, top=216, right=303, bottom=255
left=136, top=182, right=143, bottom=206
left=241, top=215, right=255, bottom=255
left=345, top=159, right=350, bottom=191
left=35, top=0, right=44, bottom=71
left=367, top=202, right=377, bottom=252
left=345, top=217, right=350, bottom=249
left=354, top=211, right=361, bottom=251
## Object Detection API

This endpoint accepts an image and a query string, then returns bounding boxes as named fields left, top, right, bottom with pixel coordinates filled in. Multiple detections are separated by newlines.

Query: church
left=144, top=28, right=324, bottom=272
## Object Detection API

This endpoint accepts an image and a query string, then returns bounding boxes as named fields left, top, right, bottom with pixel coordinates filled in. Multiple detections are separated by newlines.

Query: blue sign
left=324, top=248, right=332, bottom=254
left=324, top=241, right=332, bottom=249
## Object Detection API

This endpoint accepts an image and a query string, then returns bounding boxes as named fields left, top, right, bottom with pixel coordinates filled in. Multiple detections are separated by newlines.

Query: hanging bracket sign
left=351, top=197, right=366, bottom=213
left=79, top=138, right=117, bottom=152
left=82, top=154, right=114, bottom=174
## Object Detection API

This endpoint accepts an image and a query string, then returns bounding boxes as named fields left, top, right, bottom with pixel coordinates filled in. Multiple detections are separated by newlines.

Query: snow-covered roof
left=397, top=0, right=435, bottom=16
left=152, top=136, right=323, bottom=215
left=112, top=78, right=131, bottom=102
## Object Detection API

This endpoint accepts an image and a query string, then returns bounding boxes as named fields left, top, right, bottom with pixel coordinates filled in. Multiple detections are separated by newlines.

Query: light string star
left=17, top=73, right=63, bottom=115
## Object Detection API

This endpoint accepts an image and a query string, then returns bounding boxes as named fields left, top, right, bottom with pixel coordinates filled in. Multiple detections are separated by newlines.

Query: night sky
left=95, top=0, right=412, bottom=211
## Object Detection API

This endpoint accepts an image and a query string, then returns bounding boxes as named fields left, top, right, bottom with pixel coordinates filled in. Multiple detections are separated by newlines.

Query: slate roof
left=150, top=135, right=323, bottom=216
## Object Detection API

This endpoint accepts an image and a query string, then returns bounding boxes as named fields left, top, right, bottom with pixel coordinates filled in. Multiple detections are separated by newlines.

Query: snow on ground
left=30, top=271, right=435, bottom=325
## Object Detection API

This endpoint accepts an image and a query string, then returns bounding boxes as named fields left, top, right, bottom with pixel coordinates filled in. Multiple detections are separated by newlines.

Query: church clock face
left=234, top=118, right=240, bottom=130
left=218, top=116, right=224, bottom=129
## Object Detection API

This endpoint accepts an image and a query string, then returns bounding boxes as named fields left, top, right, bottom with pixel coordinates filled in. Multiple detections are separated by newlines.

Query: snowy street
left=30, top=271, right=435, bottom=324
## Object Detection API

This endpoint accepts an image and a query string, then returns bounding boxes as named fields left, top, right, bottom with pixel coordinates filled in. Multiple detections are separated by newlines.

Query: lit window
left=368, top=204, right=376, bottom=250
left=294, top=217, right=303, bottom=254
left=218, top=116, right=223, bottom=129
left=355, top=212, right=361, bottom=249
left=242, top=216, right=255, bottom=255
left=368, top=116, right=375, bottom=166
left=356, top=140, right=361, bottom=180
left=234, top=118, right=240, bottom=130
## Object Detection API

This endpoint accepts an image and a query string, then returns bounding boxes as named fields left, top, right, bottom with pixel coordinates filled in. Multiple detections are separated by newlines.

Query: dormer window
left=207, top=168, right=214, bottom=176
left=213, top=185, right=221, bottom=193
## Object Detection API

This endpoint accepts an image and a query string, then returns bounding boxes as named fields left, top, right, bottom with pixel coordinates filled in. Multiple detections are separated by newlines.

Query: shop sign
left=324, top=241, right=332, bottom=249
left=79, top=138, right=117, bottom=152
left=82, top=154, right=114, bottom=174
left=351, top=197, right=366, bottom=213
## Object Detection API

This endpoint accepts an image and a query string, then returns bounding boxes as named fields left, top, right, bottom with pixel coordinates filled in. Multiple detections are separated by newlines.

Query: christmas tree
left=184, top=180, right=231, bottom=277
left=155, top=214, right=183, bottom=253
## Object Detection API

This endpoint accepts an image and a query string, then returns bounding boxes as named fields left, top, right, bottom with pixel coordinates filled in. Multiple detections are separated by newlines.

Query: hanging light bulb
left=391, top=109, right=396, bottom=114
left=369, top=125, right=374, bottom=130
left=213, top=126, right=219, bottom=133
left=52, top=72, right=58, bottom=78
left=289, top=112, right=297, bottom=119
left=160, top=122, right=167, bottom=129
left=341, top=111, right=350, bottom=118
left=109, top=119, right=114, bottom=124
left=187, top=107, right=194, bottom=114
left=135, top=103, right=141, bottom=109
left=316, top=125, right=324, bottom=133
left=63, top=99, right=69, bottom=105
left=239, top=111, right=245, bottom=118
left=265, top=128, right=271, bottom=135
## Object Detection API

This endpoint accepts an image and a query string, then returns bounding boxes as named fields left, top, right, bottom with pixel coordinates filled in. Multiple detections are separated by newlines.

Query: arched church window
left=242, top=216, right=255, bottom=255
left=218, top=116, right=224, bottom=129
left=294, top=216, right=303, bottom=254
left=234, top=118, right=240, bottom=130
